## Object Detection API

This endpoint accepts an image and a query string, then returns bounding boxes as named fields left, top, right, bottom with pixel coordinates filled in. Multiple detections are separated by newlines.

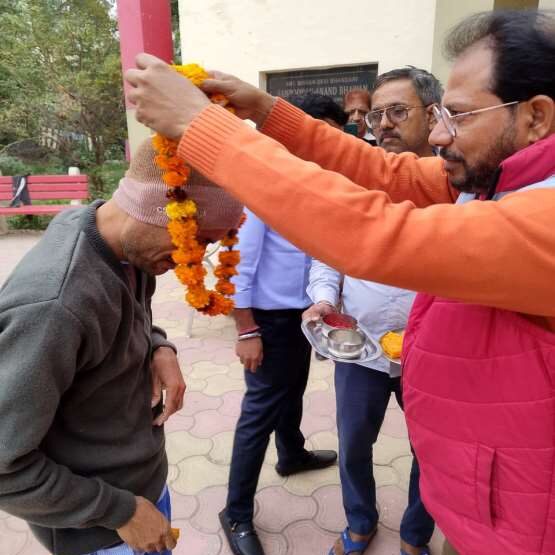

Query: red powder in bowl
left=323, top=313, right=357, bottom=329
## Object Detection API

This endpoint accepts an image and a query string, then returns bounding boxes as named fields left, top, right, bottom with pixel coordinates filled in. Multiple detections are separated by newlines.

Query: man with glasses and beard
left=126, top=9, right=555, bottom=555
left=304, top=67, right=442, bottom=555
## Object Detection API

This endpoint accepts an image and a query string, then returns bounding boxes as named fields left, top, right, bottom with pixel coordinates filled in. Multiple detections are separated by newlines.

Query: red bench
left=0, top=175, right=89, bottom=216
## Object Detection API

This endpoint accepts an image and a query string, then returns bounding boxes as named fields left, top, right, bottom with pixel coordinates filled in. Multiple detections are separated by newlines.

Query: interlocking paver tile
left=174, top=456, right=229, bottom=495
left=164, top=414, right=195, bottom=433
left=189, top=409, right=238, bottom=438
left=374, top=464, right=400, bottom=488
left=304, top=390, right=336, bottom=417
left=256, top=487, right=317, bottom=533
left=202, top=374, right=246, bottom=396
left=307, top=431, right=339, bottom=453
left=181, top=391, right=223, bottom=416
left=283, top=465, right=339, bottom=497
left=380, top=407, right=409, bottom=438
left=258, top=463, right=287, bottom=489
left=313, top=484, right=345, bottom=533
left=190, top=486, right=228, bottom=533
left=169, top=489, right=199, bottom=521
left=303, top=378, right=332, bottom=394
left=373, top=433, right=412, bottom=465
left=173, top=519, right=221, bottom=555
left=209, top=430, right=235, bottom=465
left=190, top=360, right=229, bottom=380
left=166, top=430, right=212, bottom=464
left=218, top=390, right=244, bottom=417
left=392, top=455, right=414, bottom=492
left=376, top=485, right=407, bottom=531
left=0, top=520, right=27, bottom=554
left=299, top=413, right=335, bottom=437
left=283, top=520, right=338, bottom=555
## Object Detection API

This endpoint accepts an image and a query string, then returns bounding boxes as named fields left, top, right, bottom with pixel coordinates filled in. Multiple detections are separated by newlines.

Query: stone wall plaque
left=265, top=64, right=378, bottom=104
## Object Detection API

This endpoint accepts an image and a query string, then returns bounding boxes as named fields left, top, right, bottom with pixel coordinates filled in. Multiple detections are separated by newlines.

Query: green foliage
left=0, top=0, right=126, bottom=194
left=0, top=155, right=33, bottom=176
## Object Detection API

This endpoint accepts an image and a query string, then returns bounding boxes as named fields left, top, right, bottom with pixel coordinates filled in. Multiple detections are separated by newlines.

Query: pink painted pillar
left=117, top=0, right=174, bottom=157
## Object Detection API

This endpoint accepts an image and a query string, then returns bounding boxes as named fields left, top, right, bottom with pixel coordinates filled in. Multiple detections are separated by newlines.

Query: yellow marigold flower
left=172, top=63, right=209, bottom=86
left=166, top=200, right=197, bottom=221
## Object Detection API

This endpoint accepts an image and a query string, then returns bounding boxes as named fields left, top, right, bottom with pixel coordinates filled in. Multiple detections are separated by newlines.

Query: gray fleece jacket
left=0, top=202, right=174, bottom=555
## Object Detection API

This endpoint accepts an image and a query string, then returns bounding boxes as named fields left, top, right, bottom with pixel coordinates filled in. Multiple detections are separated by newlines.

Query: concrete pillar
left=116, top=0, right=174, bottom=157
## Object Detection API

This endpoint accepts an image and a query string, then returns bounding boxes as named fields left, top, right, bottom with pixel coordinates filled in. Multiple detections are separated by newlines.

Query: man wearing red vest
left=126, top=9, right=555, bottom=555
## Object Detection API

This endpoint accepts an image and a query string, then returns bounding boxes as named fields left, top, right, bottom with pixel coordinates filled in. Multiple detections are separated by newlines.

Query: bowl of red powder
left=321, top=313, right=357, bottom=336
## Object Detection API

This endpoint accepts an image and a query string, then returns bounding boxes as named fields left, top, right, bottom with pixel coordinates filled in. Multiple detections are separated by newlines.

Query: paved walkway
left=0, top=232, right=444, bottom=555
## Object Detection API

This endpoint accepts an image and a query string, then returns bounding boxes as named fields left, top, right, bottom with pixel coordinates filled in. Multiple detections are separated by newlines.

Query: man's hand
left=151, top=346, right=186, bottom=426
left=302, top=301, right=337, bottom=322
left=202, top=71, right=276, bottom=127
left=236, top=337, right=263, bottom=373
left=117, top=496, right=176, bottom=553
left=125, top=53, right=211, bottom=139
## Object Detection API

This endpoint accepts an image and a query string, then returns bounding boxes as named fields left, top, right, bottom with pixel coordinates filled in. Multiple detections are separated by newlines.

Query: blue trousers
left=86, top=485, right=172, bottom=555
left=335, top=362, right=434, bottom=546
left=226, top=308, right=311, bottom=523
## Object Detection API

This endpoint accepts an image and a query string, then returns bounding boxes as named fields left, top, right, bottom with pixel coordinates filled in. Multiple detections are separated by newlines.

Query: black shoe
left=275, top=449, right=337, bottom=477
left=219, top=509, right=266, bottom=555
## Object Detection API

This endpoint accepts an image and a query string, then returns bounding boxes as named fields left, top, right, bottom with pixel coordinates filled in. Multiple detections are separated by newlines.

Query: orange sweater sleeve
left=178, top=103, right=555, bottom=318
left=260, top=98, right=459, bottom=206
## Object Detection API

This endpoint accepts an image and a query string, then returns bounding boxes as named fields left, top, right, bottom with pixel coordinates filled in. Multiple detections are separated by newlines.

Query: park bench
left=0, top=175, right=89, bottom=216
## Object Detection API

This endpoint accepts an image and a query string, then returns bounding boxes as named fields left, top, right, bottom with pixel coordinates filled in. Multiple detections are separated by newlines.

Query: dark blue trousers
left=335, top=362, right=435, bottom=546
left=226, top=308, right=311, bottom=523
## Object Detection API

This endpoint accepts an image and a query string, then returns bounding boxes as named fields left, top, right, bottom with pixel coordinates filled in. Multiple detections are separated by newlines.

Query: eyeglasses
left=432, top=101, right=519, bottom=138
left=365, top=105, right=425, bottom=130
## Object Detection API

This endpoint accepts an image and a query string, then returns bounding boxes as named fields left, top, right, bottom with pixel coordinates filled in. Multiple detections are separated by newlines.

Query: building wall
left=179, top=0, right=438, bottom=89
left=179, top=0, right=553, bottom=95
left=431, top=0, right=494, bottom=86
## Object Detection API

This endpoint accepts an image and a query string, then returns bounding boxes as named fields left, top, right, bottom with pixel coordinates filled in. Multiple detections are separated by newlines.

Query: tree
left=0, top=0, right=126, bottom=193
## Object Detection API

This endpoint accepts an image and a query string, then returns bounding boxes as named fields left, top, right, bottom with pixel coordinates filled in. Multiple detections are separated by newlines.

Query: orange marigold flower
left=175, top=264, right=206, bottom=286
left=215, top=280, right=235, bottom=296
left=214, top=265, right=238, bottom=279
left=172, top=250, right=203, bottom=265
left=186, top=286, right=210, bottom=308
left=163, top=171, right=186, bottom=187
left=219, top=251, right=241, bottom=266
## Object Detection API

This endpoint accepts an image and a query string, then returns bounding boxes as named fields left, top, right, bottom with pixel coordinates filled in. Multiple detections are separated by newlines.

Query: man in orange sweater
left=126, top=9, right=555, bottom=555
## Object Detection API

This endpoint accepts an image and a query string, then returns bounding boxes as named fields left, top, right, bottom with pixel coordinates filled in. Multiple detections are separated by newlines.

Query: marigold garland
left=152, top=63, right=242, bottom=316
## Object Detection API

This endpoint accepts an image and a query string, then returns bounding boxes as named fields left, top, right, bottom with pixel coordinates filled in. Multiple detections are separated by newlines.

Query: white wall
left=539, top=0, right=555, bottom=9
left=179, top=0, right=438, bottom=88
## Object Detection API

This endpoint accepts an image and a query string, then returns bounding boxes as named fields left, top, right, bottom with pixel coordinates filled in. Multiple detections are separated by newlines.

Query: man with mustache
left=305, top=67, right=442, bottom=555
left=126, top=8, right=555, bottom=555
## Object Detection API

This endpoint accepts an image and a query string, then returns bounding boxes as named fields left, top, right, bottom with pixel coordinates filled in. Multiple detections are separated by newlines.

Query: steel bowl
left=327, top=328, right=366, bottom=359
